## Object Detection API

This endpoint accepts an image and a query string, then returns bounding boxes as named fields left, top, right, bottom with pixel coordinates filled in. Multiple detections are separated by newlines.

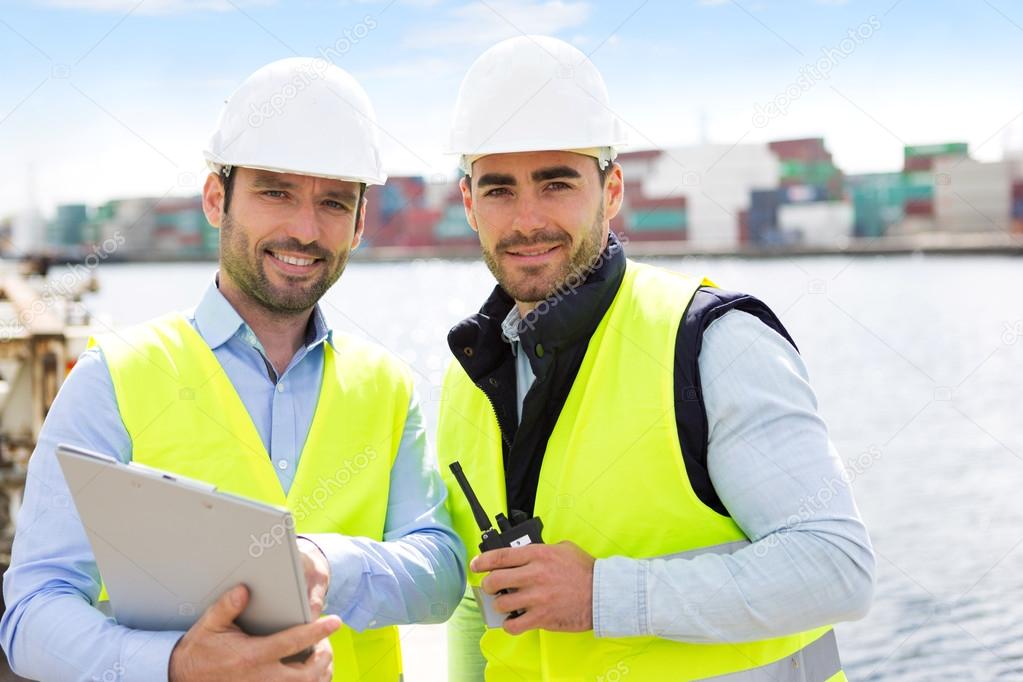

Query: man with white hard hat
left=1, top=58, right=465, bottom=681
left=437, top=35, right=874, bottom=681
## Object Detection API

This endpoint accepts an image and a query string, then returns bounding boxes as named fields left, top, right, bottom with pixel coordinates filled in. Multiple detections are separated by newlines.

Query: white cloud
left=403, top=0, right=591, bottom=49
left=37, top=0, right=275, bottom=14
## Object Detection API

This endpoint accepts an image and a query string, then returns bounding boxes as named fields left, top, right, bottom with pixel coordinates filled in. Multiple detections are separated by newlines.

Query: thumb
left=201, top=584, right=248, bottom=631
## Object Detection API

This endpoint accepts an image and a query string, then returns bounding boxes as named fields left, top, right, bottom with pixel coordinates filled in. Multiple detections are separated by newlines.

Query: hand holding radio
left=449, top=461, right=595, bottom=635
left=471, top=540, right=595, bottom=635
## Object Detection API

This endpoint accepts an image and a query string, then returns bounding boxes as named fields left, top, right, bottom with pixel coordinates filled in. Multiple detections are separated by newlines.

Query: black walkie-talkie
left=449, top=461, right=544, bottom=627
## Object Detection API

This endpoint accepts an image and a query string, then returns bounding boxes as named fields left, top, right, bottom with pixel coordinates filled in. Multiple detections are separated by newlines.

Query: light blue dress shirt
left=500, top=308, right=875, bottom=640
left=0, top=280, right=466, bottom=682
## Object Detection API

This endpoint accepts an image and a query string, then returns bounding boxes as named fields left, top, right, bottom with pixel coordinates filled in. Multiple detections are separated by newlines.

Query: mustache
left=262, top=238, right=332, bottom=261
left=496, top=229, right=571, bottom=252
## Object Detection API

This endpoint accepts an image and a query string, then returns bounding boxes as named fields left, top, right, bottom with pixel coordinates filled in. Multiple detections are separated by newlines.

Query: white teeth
left=272, top=252, right=315, bottom=266
left=513, top=246, right=555, bottom=256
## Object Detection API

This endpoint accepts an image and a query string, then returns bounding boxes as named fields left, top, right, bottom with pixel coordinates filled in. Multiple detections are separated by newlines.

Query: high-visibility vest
left=437, top=261, right=846, bottom=681
left=93, top=313, right=412, bottom=681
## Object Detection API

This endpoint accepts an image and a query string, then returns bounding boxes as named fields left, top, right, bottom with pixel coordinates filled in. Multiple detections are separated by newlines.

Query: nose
left=283, top=199, right=319, bottom=245
left=510, top=193, right=547, bottom=235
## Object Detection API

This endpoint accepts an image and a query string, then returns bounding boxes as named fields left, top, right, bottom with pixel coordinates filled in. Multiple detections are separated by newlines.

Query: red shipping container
left=769, top=138, right=830, bottom=162
left=1013, top=181, right=1023, bottom=202
left=903, top=155, right=934, bottom=173
left=738, top=209, right=750, bottom=245
left=628, top=195, right=687, bottom=210
left=904, top=199, right=934, bottom=216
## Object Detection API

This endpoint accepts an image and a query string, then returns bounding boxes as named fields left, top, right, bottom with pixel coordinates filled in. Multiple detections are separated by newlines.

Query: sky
left=2, top=0, right=1022, bottom=216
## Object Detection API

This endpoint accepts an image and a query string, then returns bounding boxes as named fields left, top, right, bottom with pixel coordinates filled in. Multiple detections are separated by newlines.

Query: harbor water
left=57, top=254, right=1023, bottom=680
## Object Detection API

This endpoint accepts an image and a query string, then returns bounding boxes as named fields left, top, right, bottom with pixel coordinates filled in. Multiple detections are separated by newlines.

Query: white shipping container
left=777, top=201, right=854, bottom=246
left=934, top=159, right=1012, bottom=233
left=642, top=144, right=780, bottom=248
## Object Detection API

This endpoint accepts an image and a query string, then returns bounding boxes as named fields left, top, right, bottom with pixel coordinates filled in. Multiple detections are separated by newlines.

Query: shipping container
left=847, top=172, right=907, bottom=238
left=748, top=189, right=780, bottom=245
left=903, top=155, right=934, bottom=173
left=905, top=142, right=968, bottom=159
left=620, top=229, right=688, bottom=243
left=433, top=204, right=477, bottom=241
left=780, top=185, right=828, bottom=203
left=626, top=208, right=687, bottom=232
left=933, top=158, right=1013, bottom=233
left=769, top=138, right=830, bottom=162
left=904, top=199, right=934, bottom=217
left=777, top=201, right=854, bottom=246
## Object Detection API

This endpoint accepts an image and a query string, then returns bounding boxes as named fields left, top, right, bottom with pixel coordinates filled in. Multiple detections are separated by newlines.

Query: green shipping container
left=780, top=159, right=837, bottom=184
left=627, top=209, right=688, bottom=232
left=904, top=142, right=968, bottom=158
left=433, top=204, right=475, bottom=239
left=848, top=173, right=908, bottom=238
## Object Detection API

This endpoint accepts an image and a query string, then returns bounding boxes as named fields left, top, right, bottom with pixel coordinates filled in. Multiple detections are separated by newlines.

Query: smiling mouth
left=505, top=244, right=561, bottom=257
left=267, top=250, right=321, bottom=267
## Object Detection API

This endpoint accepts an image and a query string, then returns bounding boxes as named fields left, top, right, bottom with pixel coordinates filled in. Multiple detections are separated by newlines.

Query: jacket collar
left=448, top=232, right=627, bottom=380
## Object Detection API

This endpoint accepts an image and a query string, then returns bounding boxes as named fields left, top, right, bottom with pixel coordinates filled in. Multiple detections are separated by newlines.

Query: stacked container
left=899, top=142, right=969, bottom=222
left=643, top=144, right=779, bottom=248
left=618, top=195, right=688, bottom=242
left=748, top=189, right=783, bottom=246
left=845, top=173, right=906, bottom=238
left=768, top=138, right=843, bottom=200
left=934, top=159, right=1013, bottom=233
left=1013, top=181, right=1023, bottom=233
left=366, top=176, right=430, bottom=247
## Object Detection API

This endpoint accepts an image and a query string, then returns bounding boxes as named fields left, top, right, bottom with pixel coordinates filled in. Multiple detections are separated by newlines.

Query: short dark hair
left=220, top=167, right=366, bottom=216
left=221, top=167, right=236, bottom=214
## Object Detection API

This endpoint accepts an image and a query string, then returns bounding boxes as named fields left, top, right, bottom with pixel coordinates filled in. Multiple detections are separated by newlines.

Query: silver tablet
left=56, top=443, right=311, bottom=636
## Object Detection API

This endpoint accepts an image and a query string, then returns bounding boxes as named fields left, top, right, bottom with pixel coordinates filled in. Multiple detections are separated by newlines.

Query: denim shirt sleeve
left=0, top=348, right=184, bottom=681
left=593, top=310, right=875, bottom=642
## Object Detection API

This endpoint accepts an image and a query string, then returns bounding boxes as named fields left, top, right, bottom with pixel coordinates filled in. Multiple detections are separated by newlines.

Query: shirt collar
left=501, top=306, right=524, bottom=344
left=192, top=275, right=335, bottom=352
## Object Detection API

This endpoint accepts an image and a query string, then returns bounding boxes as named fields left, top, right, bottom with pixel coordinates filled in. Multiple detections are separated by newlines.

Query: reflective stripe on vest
left=437, top=260, right=845, bottom=681
left=93, top=313, right=412, bottom=682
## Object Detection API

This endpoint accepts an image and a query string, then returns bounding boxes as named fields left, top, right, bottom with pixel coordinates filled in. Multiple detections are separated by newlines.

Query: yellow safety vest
left=92, top=313, right=411, bottom=681
left=437, top=260, right=846, bottom=681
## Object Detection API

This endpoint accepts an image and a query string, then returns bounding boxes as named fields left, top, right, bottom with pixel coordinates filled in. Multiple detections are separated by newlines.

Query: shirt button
left=534, top=343, right=545, bottom=358
left=277, top=459, right=288, bottom=470
left=277, top=382, right=285, bottom=393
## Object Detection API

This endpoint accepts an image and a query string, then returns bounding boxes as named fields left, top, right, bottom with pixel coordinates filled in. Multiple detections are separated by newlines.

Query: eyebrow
left=475, top=173, right=517, bottom=188
left=251, top=173, right=357, bottom=204
left=250, top=173, right=296, bottom=190
left=531, top=166, right=582, bottom=182
left=475, top=165, right=584, bottom=189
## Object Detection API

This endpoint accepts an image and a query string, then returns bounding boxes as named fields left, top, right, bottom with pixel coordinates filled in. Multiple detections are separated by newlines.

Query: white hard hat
left=204, top=57, right=386, bottom=185
left=448, top=35, right=627, bottom=173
